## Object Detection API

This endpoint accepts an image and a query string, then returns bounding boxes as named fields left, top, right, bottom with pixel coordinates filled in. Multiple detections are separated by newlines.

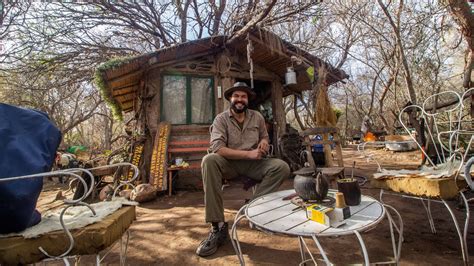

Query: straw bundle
left=314, top=67, right=336, bottom=126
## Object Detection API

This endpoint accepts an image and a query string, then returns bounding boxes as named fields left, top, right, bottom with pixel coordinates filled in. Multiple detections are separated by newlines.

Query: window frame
left=160, top=74, right=215, bottom=125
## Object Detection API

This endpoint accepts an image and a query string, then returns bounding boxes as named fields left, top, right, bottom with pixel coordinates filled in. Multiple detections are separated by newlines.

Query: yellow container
left=306, top=204, right=333, bottom=226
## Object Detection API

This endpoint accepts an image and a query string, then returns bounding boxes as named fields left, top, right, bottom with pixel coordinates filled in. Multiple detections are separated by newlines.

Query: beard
left=231, top=101, right=248, bottom=113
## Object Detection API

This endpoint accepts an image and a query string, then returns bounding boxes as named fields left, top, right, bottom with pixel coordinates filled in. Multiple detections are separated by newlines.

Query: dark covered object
left=0, top=104, right=61, bottom=234
left=293, top=170, right=329, bottom=201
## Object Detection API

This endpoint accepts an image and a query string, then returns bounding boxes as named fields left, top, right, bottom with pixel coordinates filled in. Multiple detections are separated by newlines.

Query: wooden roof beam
left=107, top=69, right=145, bottom=85
left=112, top=83, right=139, bottom=93
left=148, top=48, right=223, bottom=71
left=120, top=98, right=136, bottom=109
left=112, top=89, right=138, bottom=98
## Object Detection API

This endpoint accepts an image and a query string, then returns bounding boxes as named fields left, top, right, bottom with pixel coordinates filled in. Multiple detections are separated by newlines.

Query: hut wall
left=165, top=55, right=216, bottom=73
left=220, top=77, right=235, bottom=111
left=144, top=70, right=161, bottom=133
left=136, top=69, right=161, bottom=183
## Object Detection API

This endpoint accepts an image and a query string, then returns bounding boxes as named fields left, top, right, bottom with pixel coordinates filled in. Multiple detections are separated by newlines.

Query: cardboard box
left=306, top=204, right=333, bottom=226
left=306, top=204, right=350, bottom=228
left=327, top=206, right=351, bottom=222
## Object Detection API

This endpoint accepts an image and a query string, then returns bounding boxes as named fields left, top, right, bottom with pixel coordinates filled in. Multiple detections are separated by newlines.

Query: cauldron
left=293, top=167, right=329, bottom=201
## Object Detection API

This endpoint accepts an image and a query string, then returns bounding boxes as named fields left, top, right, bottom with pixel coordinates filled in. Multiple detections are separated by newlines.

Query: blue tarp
left=0, top=103, right=61, bottom=234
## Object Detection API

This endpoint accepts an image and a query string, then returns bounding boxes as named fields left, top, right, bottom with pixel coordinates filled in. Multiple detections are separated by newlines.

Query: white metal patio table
left=230, top=189, right=403, bottom=265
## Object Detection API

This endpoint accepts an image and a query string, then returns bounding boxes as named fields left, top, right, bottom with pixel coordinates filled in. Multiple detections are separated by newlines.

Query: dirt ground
left=37, top=146, right=473, bottom=265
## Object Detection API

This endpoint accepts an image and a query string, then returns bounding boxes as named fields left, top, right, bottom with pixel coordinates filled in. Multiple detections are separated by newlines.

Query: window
left=161, top=75, right=214, bottom=124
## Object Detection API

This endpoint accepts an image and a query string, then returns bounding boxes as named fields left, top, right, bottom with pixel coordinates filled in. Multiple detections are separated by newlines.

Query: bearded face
left=230, top=91, right=249, bottom=113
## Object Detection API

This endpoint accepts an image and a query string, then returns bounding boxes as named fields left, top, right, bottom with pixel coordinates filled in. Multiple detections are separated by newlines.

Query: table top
left=245, top=189, right=385, bottom=237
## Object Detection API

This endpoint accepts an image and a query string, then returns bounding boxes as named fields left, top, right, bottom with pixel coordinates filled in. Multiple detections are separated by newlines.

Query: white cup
left=175, top=157, right=183, bottom=166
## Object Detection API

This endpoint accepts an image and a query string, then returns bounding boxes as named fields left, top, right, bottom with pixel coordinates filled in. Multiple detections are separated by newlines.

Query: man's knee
left=271, top=159, right=291, bottom=179
left=201, top=153, right=227, bottom=186
left=201, top=153, right=223, bottom=168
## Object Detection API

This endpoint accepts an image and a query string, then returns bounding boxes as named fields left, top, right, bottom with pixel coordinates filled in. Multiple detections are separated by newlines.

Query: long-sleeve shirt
left=209, top=109, right=269, bottom=153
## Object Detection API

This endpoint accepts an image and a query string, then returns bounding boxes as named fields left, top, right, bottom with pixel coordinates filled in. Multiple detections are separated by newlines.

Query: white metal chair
left=361, top=89, right=473, bottom=265
left=0, top=163, right=139, bottom=266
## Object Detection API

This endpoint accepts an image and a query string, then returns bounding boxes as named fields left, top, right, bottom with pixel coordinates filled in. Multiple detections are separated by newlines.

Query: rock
left=99, top=184, right=114, bottom=201
left=130, top=184, right=157, bottom=203
left=119, top=189, right=132, bottom=199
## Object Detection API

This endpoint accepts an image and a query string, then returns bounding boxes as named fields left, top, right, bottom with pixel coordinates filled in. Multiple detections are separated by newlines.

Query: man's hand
left=247, top=149, right=263, bottom=160
left=257, top=139, right=270, bottom=156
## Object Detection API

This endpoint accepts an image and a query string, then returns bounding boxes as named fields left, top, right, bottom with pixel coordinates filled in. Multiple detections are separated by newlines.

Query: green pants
left=201, top=153, right=290, bottom=223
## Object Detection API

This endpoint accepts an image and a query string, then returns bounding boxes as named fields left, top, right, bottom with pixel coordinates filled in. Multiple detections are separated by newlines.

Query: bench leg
left=168, top=171, right=173, bottom=196
left=120, top=230, right=130, bottom=266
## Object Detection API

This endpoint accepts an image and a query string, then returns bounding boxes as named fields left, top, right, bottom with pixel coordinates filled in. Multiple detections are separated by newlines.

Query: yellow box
left=306, top=204, right=333, bottom=226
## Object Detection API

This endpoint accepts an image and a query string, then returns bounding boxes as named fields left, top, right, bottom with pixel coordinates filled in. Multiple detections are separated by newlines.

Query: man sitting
left=196, top=82, right=290, bottom=257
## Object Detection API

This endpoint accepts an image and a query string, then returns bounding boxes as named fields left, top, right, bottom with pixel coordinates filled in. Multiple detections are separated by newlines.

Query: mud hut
left=95, top=27, right=348, bottom=191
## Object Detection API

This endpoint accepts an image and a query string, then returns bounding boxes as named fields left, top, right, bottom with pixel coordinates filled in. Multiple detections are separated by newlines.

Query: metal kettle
left=293, top=166, right=329, bottom=201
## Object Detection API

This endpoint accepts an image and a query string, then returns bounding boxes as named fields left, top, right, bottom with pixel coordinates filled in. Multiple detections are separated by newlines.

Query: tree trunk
left=210, top=0, right=226, bottom=35
left=443, top=0, right=474, bottom=89
left=344, top=91, right=349, bottom=142
left=103, top=112, right=113, bottom=151
left=176, top=0, right=192, bottom=42
left=378, top=68, right=398, bottom=134
left=226, top=0, right=277, bottom=46
left=377, top=0, right=417, bottom=104
left=378, top=0, right=422, bottom=142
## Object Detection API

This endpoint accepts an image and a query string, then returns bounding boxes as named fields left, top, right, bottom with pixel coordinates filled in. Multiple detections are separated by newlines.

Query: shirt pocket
left=246, top=126, right=260, bottom=146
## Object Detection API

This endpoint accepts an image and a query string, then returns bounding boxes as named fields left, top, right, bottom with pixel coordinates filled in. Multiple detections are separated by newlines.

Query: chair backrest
left=300, top=127, right=344, bottom=168
left=0, top=104, right=61, bottom=234
left=399, top=90, right=472, bottom=167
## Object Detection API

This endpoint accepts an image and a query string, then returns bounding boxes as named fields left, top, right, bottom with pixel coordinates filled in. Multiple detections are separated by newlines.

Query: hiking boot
left=196, top=222, right=229, bottom=257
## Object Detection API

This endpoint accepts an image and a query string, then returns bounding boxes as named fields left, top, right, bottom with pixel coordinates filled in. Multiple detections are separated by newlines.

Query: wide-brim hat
left=224, top=82, right=256, bottom=101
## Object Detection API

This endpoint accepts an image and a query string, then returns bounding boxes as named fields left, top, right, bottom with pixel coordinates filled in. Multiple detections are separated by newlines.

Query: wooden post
left=271, top=81, right=286, bottom=157
left=139, top=70, right=161, bottom=183
left=221, top=77, right=234, bottom=112
left=304, top=135, right=316, bottom=168
left=322, top=133, right=333, bottom=167
left=333, top=133, right=344, bottom=167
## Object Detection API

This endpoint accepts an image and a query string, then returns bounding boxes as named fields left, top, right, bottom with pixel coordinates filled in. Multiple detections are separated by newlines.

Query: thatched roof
left=95, top=28, right=348, bottom=119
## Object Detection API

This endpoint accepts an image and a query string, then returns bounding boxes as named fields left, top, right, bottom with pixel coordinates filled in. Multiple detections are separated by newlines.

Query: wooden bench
left=167, top=139, right=209, bottom=195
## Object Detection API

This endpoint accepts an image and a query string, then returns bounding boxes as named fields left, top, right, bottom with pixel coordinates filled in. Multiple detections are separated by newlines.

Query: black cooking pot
left=293, top=167, right=329, bottom=201
left=337, top=178, right=361, bottom=206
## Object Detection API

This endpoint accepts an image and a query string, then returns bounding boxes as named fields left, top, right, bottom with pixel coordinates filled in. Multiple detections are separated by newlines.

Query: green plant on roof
left=94, top=56, right=137, bottom=121
left=306, top=66, right=315, bottom=83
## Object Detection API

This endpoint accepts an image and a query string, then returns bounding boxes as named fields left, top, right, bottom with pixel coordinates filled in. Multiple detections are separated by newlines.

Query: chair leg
left=221, top=179, right=230, bottom=190
left=74, top=256, right=81, bottom=266
left=251, top=184, right=259, bottom=195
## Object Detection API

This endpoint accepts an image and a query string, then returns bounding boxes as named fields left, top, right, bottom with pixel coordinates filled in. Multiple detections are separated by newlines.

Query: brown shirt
left=209, top=109, right=269, bottom=153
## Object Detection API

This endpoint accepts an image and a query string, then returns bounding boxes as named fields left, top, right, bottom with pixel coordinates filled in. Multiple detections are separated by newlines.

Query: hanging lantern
left=285, top=66, right=297, bottom=85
